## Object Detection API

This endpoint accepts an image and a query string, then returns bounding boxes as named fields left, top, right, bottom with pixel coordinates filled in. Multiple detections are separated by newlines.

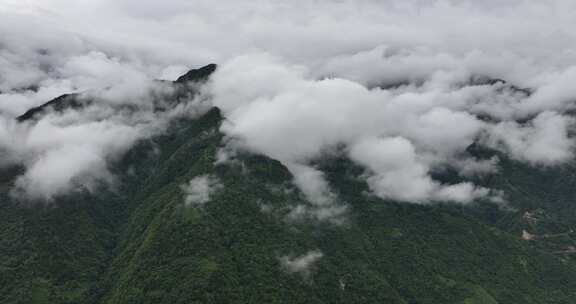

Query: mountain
left=16, top=63, right=217, bottom=122
left=1, top=65, right=576, bottom=304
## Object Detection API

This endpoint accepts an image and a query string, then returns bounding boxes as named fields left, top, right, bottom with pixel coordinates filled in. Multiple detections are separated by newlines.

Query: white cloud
left=180, top=174, right=222, bottom=206
left=286, top=163, right=348, bottom=223
left=7, top=113, right=142, bottom=200
left=349, top=136, right=489, bottom=203
left=0, top=75, right=210, bottom=200
left=279, top=250, right=323, bottom=279
left=13, top=145, right=113, bottom=200
left=485, top=111, right=574, bottom=165
left=210, top=54, right=496, bottom=203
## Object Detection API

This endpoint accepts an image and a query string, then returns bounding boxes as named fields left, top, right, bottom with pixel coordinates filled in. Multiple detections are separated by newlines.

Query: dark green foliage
left=0, top=193, right=124, bottom=304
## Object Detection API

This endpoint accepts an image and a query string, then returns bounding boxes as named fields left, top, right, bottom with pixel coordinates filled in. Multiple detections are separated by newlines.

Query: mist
left=2, top=0, right=576, bottom=204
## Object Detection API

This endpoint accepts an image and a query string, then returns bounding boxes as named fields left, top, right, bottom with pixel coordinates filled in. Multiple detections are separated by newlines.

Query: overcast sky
left=1, top=0, right=576, bottom=207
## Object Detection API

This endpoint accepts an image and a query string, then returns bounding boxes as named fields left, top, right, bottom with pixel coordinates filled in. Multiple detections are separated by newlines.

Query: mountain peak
left=15, top=64, right=218, bottom=122
left=175, top=63, right=217, bottom=84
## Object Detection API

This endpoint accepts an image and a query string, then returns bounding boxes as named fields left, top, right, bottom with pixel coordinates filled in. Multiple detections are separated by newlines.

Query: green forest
left=1, top=66, right=576, bottom=304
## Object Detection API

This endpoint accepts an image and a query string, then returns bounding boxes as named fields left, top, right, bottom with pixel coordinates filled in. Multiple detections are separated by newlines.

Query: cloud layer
left=180, top=175, right=222, bottom=207
left=2, top=0, right=576, bottom=203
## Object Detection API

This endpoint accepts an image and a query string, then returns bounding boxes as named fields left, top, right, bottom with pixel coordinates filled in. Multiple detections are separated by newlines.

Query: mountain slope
left=96, top=108, right=576, bottom=304
left=1, top=66, right=576, bottom=304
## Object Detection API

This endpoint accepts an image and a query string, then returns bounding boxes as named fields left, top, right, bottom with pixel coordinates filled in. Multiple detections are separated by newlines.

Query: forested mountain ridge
left=1, top=65, right=576, bottom=304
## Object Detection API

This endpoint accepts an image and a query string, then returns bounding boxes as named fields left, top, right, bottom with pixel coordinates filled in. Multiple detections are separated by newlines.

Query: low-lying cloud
left=279, top=250, right=324, bottom=279
left=180, top=174, right=222, bottom=207
left=0, top=77, right=210, bottom=201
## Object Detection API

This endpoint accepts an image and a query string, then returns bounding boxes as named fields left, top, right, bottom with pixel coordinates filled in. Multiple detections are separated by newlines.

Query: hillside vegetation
left=1, top=67, right=576, bottom=304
